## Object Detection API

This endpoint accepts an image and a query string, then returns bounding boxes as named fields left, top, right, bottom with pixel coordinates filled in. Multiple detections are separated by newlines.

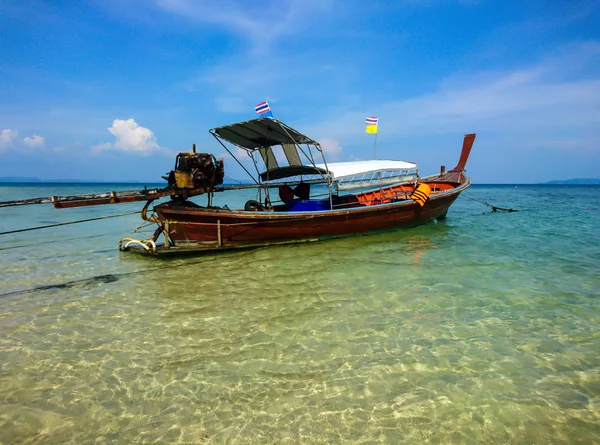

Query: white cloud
left=154, top=0, right=332, bottom=54
left=318, top=138, right=343, bottom=160
left=218, top=145, right=251, bottom=162
left=233, top=146, right=250, bottom=159
left=187, top=61, right=283, bottom=112
left=187, top=54, right=338, bottom=113
left=0, top=129, right=18, bottom=149
left=93, top=119, right=162, bottom=154
left=1, top=129, right=46, bottom=151
left=23, top=135, right=45, bottom=148
left=214, top=96, right=254, bottom=113
left=304, top=41, right=600, bottom=151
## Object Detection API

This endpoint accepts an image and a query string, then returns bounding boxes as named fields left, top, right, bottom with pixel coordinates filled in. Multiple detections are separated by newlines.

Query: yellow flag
left=365, top=125, right=378, bottom=134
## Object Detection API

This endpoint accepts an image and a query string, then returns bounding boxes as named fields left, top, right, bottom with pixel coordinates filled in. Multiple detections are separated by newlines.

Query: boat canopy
left=316, top=160, right=417, bottom=179
left=314, top=160, right=418, bottom=190
left=210, top=118, right=319, bottom=151
left=210, top=118, right=418, bottom=187
left=210, top=117, right=330, bottom=183
left=261, top=160, right=418, bottom=186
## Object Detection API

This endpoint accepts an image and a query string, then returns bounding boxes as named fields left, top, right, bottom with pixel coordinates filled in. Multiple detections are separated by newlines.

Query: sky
left=1, top=0, right=599, bottom=184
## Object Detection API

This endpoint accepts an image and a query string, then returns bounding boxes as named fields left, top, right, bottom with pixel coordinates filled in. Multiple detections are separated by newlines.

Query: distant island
left=0, top=177, right=44, bottom=182
left=543, top=178, right=600, bottom=185
left=0, top=177, right=251, bottom=185
left=0, top=177, right=166, bottom=184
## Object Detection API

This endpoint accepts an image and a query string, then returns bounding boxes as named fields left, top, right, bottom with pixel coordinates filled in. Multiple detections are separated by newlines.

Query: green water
left=1, top=184, right=599, bottom=443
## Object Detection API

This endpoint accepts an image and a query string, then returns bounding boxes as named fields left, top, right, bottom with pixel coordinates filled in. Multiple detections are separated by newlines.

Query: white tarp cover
left=316, top=160, right=417, bottom=179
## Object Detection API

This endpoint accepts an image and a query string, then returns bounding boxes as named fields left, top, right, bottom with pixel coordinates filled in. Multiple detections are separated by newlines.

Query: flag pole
left=373, top=132, right=378, bottom=159
left=365, top=116, right=379, bottom=159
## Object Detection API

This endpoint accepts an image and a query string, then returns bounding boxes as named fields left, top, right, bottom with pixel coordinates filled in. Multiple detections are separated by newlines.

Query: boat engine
left=166, top=146, right=224, bottom=190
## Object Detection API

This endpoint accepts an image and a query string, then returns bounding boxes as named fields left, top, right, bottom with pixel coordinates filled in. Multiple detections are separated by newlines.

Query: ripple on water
left=1, top=185, right=600, bottom=443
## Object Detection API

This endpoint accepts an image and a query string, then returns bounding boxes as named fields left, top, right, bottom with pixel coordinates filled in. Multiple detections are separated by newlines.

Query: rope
left=0, top=211, right=141, bottom=236
left=463, top=191, right=518, bottom=213
left=131, top=219, right=154, bottom=233
left=224, top=175, right=246, bottom=185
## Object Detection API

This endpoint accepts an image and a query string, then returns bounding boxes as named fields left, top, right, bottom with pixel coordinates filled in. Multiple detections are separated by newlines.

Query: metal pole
left=217, top=220, right=222, bottom=247
left=210, top=132, right=259, bottom=184
left=373, top=131, right=378, bottom=159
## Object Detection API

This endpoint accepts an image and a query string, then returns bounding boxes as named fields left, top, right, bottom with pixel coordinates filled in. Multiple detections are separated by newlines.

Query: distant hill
left=0, top=177, right=165, bottom=184
left=0, top=176, right=43, bottom=182
left=543, top=178, right=600, bottom=185
left=0, top=177, right=251, bottom=186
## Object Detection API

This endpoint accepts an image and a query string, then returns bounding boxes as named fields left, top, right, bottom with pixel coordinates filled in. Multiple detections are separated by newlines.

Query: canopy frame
left=210, top=118, right=334, bottom=208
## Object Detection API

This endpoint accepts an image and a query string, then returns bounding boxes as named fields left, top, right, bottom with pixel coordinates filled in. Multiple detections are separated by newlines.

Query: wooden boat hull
left=119, top=132, right=476, bottom=255
left=147, top=176, right=469, bottom=254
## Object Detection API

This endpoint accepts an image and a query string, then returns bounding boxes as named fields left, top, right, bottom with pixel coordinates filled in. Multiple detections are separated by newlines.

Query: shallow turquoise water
left=1, top=184, right=599, bottom=444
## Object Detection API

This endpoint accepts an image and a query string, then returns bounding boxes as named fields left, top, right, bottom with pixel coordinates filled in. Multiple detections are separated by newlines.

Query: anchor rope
left=131, top=219, right=155, bottom=233
left=463, top=191, right=519, bottom=213
left=0, top=211, right=141, bottom=236
left=0, top=228, right=156, bottom=251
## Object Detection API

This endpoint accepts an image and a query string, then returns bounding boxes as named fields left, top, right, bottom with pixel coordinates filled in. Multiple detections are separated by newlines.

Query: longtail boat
left=2, top=118, right=475, bottom=255
left=117, top=118, right=476, bottom=255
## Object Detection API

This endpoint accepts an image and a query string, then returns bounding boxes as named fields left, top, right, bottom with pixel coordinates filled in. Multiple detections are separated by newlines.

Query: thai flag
left=255, top=101, right=272, bottom=117
left=365, top=116, right=378, bottom=126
